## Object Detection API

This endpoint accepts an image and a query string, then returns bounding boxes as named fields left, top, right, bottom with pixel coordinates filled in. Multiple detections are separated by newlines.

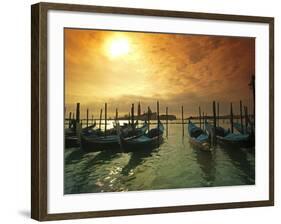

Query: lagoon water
left=64, top=121, right=255, bottom=194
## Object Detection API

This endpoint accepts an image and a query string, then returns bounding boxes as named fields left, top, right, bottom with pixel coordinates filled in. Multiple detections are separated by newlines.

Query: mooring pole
left=166, top=107, right=168, bottom=137
left=99, top=108, right=103, bottom=130
left=76, top=103, right=80, bottom=123
left=157, top=101, right=160, bottom=146
left=240, top=100, right=244, bottom=134
left=213, top=101, right=217, bottom=146
left=251, top=75, right=255, bottom=120
left=199, top=106, right=202, bottom=128
left=157, top=101, right=160, bottom=128
left=202, top=112, right=205, bottom=131
left=131, top=103, right=135, bottom=130
left=137, top=102, right=141, bottom=125
left=68, top=112, right=72, bottom=128
left=244, top=106, right=248, bottom=130
left=181, top=105, right=184, bottom=137
left=104, top=103, right=107, bottom=135
left=217, top=102, right=220, bottom=127
left=147, top=106, right=150, bottom=131
left=230, top=102, right=234, bottom=133
left=115, top=108, right=118, bottom=121
left=86, top=108, right=89, bottom=127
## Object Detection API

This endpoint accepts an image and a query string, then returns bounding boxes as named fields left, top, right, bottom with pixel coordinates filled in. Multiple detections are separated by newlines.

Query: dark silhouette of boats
left=65, top=120, right=96, bottom=148
left=80, top=123, right=148, bottom=152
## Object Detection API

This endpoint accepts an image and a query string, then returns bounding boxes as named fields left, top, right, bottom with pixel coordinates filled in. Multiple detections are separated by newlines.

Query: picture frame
left=31, top=2, right=274, bottom=221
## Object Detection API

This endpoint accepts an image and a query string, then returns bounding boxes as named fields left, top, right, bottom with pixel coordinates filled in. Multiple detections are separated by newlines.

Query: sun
left=107, top=37, right=130, bottom=58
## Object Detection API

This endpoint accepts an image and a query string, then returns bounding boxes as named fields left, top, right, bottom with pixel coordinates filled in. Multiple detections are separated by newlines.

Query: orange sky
left=64, top=28, right=255, bottom=118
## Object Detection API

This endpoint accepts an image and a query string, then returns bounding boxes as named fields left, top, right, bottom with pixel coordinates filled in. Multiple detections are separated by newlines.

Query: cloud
left=65, top=29, right=255, bottom=117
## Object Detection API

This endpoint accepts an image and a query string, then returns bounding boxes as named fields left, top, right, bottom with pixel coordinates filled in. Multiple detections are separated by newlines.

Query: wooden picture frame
left=31, top=2, right=274, bottom=221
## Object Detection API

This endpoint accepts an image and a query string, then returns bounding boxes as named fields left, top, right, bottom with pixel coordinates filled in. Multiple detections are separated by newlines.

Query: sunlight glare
left=107, top=37, right=130, bottom=58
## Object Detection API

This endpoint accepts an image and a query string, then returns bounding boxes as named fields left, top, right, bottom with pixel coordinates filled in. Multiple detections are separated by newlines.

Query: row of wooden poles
left=198, top=100, right=250, bottom=133
left=66, top=100, right=251, bottom=138
left=66, top=101, right=167, bottom=135
left=196, top=100, right=251, bottom=146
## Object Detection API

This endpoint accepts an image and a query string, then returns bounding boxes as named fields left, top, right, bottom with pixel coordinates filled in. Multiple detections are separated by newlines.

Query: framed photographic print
left=31, top=2, right=274, bottom=221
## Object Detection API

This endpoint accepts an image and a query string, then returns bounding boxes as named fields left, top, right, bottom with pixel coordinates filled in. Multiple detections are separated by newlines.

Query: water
left=64, top=121, right=255, bottom=194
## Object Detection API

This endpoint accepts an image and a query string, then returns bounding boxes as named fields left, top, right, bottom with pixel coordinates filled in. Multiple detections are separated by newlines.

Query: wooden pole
left=104, top=103, right=107, bottom=135
left=147, top=106, right=150, bottom=131
left=76, top=103, right=80, bottom=123
left=157, top=101, right=160, bottom=145
left=128, top=112, right=131, bottom=124
left=137, top=102, right=141, bottom=124
left=199, top=106, right=202, bottom=128
left=115, top=108, right=118, bottom=121
left=251, top=75, right=255, bottom=120
left=213, top=101, right=217, bottom=145
left=68, top=112, right=72, bottom=128
left=230, top=102, right=234, bottom=133
left=244, top=106, right=248, bottom=130
left=202, top=112, right=205, bottom=131
left=217, top=102, right=220, bottom=127
left=92, top=114, right=94, bottom=125
left=86, top=108, right=89, bottom=127
left=181, top=105, right=184, bottom=137
left=166, top=107, right=168, bottom=137
left=99, top=109, right=103, bottom=130
left=157, top=101, right=160, bottom=128
left=131, top=103, right=135, bottom=129
left=240, top=100, right=244, bottom=133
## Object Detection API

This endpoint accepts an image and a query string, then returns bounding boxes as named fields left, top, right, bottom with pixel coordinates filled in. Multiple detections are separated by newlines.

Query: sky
left=64, top=28, right=255, bottom=119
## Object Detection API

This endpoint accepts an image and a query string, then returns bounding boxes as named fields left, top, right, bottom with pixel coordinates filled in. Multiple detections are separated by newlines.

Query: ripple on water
left=64, top=124, right=255, bottom=194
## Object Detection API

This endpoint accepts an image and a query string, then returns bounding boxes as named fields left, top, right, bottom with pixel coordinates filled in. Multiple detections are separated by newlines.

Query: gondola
left=233, top=122, right=255, bottom=148
left=119, top=122, right=164, bottom=153
left=187, top=121, right=210, bottom=151
left=65, top=121, right=96, bottom=148
left=233, top=122, right=254, bottom=135
left=205, top=122, right=250, bottom=148
left=80, top=122, right=148, bottom=152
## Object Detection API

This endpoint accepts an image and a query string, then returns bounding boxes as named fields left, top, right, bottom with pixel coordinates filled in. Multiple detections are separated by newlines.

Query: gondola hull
left=80, top=135, right=121, bottom=152
left=120, top=123, right=164, bottom=153
left=80, top=123, right=148, bottom=152
left=205, top=122, right=251, bottom=148
left=65, top=136, right=79, bottom=148
left=187, top=122, right=210, bottom=151
left=121, top=135, right=164, bottom=153
left=216, top=134, right=251, bottom=148
left=188, top=136, right=210, bottom=151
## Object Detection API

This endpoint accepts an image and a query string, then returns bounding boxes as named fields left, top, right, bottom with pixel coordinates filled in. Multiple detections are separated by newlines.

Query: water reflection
left=193, top=148, right=216, bottom=186
left=222, top=146, right=255, bottom=184
left=64, top=149, right=121, bottom=193
left=121, top=150, right=154, bottom=176
left=64, top=123, right=255, bottom=194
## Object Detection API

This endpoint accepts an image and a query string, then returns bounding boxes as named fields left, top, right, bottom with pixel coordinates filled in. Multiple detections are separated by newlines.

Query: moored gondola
left=187, top=121, right=210, bottom=151
left=119, top=122, right=164, bottom=153
left=80, top=122, right=148, bottom=152
left=233, top=122, right=254, bottom=135
left=205, top=122, right=250, bottom=148
left=65, top=122, right=96, bottom=148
